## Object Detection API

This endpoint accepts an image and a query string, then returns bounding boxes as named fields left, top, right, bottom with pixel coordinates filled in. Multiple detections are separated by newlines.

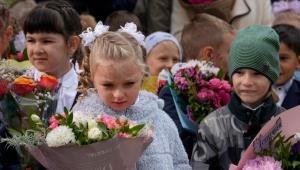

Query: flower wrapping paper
left=229, top=105, right=300, bottom=170
left=26, top=136, right=153, bottom=170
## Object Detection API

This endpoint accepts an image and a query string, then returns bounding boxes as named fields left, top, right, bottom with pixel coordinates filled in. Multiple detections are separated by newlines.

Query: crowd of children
left=1, top=0, right=300, bottom=169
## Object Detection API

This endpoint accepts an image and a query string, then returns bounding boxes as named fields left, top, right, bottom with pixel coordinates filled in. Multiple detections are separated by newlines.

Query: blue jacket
left=282, top=80, right=300, bottom=109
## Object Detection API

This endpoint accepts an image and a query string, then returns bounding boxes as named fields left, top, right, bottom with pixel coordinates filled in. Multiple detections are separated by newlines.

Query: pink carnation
left=220, top=80, right=231, bottom=91
left=98, top=114, right=120, bottom=130
left=119, top=133, right=130, bottom=138
left=242, top=156, right=282, bottom=170
left=208, top=78, right=222, bottom=90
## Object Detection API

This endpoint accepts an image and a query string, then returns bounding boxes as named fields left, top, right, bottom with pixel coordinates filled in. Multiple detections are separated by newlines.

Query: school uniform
left=274, top=79, right=300, bottom=109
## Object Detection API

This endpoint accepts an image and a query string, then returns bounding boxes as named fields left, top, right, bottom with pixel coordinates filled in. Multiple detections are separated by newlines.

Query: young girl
left=23, top=0, right=83, bottom=113
left=73, top=22, right=191, bottom=170
left=145, top=31, right=182, bottom=76
left=191, top=25, right=286, bottom=170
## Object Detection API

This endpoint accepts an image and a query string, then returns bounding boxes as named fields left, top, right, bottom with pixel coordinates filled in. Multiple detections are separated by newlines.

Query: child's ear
left=67, top=35, right=80, bottom=56
left=199, top=46, right=214, bottom=61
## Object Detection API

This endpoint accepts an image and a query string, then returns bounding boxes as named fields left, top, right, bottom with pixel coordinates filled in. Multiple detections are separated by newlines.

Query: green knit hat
left=228, top=25, right=280, bottom=83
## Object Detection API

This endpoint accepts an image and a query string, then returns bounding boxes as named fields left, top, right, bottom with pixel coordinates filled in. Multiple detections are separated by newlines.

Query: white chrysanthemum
left=197, top=61, right=220, bottom=76
left=88, top=127, right=102, bottom=140
left=88, top=119, right=98, bottom=129
left=171, top=62, right=188, bottom=75
left=73, top=111, right=94, bottom=126
left=294, top=133, right=300, bottom=141
left=46, top=125, right=75, bottom=147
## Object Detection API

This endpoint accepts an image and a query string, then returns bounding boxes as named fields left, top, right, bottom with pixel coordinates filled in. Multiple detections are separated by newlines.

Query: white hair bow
left=79, top=21, right=145, bottom=47
left=118, top=22, right=145, bottom=46
left=79, top=21, right=109, bottom=47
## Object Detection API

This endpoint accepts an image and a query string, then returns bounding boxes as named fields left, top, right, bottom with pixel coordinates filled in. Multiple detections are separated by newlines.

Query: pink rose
left=49, top=122, right=59, bottom=129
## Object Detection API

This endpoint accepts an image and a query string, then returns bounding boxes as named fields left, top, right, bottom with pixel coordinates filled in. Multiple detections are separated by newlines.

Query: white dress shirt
left=30, top=65, right=79, bottom=113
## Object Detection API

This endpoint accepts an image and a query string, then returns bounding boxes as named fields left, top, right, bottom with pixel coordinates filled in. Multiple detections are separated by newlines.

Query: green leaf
left=128, top=124, right=145, bottom=136
left=7, top=128, right=22, bottom=136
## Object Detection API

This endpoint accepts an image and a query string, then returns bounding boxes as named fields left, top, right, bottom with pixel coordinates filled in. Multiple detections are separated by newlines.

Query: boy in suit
left=273, top=24, right=300, bottom=109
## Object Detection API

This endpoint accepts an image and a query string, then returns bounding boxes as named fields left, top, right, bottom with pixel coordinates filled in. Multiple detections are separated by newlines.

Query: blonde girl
left=73, top=22, right=191, bottom=170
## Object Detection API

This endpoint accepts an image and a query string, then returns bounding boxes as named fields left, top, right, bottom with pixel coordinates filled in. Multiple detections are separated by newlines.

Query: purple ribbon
left=273, top=0, right=300, bottom=16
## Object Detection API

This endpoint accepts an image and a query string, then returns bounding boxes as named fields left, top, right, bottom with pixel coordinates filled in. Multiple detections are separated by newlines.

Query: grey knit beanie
left=145, top=31, right=183, bottom=61
left=228, top=25, right=280, bottom=83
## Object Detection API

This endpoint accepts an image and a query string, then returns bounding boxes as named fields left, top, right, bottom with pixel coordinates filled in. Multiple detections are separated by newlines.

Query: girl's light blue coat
left=72, top=89, right=191, bottom=170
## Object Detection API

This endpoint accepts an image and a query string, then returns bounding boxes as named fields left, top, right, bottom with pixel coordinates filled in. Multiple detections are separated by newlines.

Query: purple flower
left=174, top=75, right=188, bottom=91
left=184, top=67, right=197, bottom=78
left=197, top=89, right=210, bottom=102
left=291, top=142, right=300, bottom=154
left=242, top=156, right=282, bottom=170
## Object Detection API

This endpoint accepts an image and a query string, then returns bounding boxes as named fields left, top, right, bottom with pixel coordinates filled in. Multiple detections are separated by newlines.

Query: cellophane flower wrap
left=171, top=60, right=231, bottom=123
left=1, top=108, right=153, bottom=170
left=10, top=74, right=59, bottom=127
left=0, top=59, right=30, bottom=130
left=241, top=132, right=300, bottom=170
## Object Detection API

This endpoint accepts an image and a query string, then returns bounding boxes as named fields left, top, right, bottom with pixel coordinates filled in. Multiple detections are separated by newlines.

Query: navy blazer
left=282, top=80, right=300, bottom=109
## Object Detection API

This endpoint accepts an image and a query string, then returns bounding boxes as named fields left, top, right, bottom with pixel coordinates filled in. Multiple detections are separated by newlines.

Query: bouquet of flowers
left=170, top=60, right=231, bottom=126
left=2, top=108, right=153, bottom=170
left=0, top=59, right=31, bottom=130
left=10, top=74, right=59, bottom=127
left=230, top=105, right=300, bottom=170
left=242, top=132, right=300, bottom=170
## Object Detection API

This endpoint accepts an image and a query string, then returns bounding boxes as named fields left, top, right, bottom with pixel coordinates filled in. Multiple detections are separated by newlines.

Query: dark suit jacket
left=158, top=86, right=196, bottom=159
left=282, top=80, right=300, bottom=109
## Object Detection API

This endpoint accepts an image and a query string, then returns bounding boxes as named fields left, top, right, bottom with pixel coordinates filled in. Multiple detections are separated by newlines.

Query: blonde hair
left=181, top=13, right=234, bottom=61
left=273, top=11, right=300, bottom=29
left=78, top=31, right=145, bottom=95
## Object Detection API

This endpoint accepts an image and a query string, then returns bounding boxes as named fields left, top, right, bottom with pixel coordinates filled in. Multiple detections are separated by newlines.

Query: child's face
left=93, top=59, right=143, bottom=112
left=146, top=41, right=180, bottom=76
left=233, top=68, right=271, bottom=108
left=26, top=32, right=72, bottom=77
left=276, top=43, right=300, bottom=85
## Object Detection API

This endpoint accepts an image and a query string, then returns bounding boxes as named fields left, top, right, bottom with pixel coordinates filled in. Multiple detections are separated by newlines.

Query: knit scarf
left=228, top=92, right=277, bottom=148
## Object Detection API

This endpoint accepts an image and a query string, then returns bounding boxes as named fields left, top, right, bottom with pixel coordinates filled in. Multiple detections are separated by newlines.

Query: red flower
left=12, top=77, right=36, bottom=96
left=38, top=75, right=59, bottom=91
left=0, top=79, right=9, bottom=97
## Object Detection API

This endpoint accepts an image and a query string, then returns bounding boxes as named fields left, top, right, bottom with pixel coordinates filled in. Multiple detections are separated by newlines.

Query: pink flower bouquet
left=2, top=108, right=153, bottom=170
left=171, top=60, right=231, bottom=124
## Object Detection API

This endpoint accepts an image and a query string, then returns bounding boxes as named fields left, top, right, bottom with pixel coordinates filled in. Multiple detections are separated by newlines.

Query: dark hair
left=105, top=10, right=143, bottom=32
left=23, top=0, right=83, bottom=64
left=272, top=24, right=300, bottom=55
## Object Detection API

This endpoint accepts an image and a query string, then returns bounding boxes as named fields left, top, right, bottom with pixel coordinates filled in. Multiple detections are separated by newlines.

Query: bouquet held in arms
left=229, top=105, right=300, bottom=170
left=10, top=74, right=59, bottom=126
left=2, top=108, right=153, bottom=170
left=0, top=60, right=31, bottom=130
left=170, top=60, right=231, bottom=126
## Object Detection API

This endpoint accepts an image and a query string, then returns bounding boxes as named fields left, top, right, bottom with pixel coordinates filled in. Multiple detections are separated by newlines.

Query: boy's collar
left=274, top=78, right=293, bottom=92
